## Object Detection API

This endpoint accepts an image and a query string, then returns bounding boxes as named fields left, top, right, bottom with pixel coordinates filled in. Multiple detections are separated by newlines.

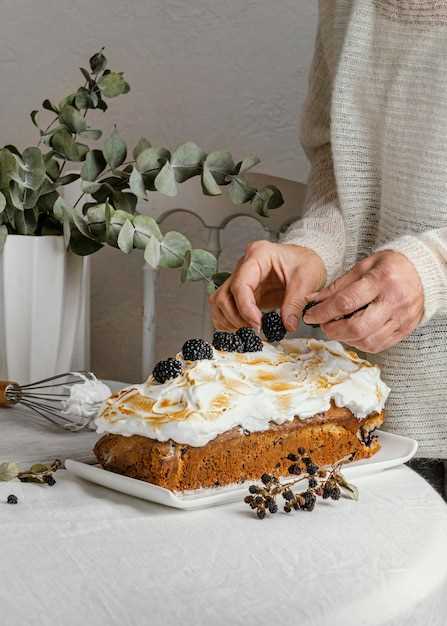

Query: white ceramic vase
left=0, top=235, right=88, bottom=384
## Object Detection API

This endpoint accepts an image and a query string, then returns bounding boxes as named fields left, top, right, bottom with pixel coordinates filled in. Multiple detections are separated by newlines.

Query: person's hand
left=303, top=250, right=424, bottom=353
left=209, top=240, right=326, bottom=332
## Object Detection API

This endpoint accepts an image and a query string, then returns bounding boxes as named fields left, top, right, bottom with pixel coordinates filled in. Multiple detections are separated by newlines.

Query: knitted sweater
left=283, top=0, right=447, bottom=458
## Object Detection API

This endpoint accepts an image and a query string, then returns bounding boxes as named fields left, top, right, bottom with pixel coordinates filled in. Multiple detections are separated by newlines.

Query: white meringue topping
left=95, top=338, right=390, bottom=447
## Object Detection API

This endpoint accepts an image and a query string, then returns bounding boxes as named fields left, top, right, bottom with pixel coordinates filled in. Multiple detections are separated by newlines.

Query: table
left=1, top=408, right=447, bottom=626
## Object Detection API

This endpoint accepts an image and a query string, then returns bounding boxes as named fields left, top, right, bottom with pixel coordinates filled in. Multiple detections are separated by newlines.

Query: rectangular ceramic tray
left=66, top=430, right=417, bottom=510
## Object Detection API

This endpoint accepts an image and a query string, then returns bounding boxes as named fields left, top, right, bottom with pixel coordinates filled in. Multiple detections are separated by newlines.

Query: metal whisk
left=0, top=372, right=106, bottom=431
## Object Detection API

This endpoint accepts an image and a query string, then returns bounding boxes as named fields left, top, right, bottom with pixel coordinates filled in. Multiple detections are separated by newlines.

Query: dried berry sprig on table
left=244, top=450, right=359, bottom=519
left=0, top=459, right=62, bottom=486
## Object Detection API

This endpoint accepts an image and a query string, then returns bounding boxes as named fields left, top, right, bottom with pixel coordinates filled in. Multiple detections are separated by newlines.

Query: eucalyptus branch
left=0, top=48, right=285, bottom=288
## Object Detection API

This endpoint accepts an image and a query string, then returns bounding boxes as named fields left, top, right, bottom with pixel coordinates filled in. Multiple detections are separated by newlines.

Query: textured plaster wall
left=0, top=0, right=318, bottom=382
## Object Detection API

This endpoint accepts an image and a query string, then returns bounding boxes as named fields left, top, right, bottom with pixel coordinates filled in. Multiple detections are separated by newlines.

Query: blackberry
left=249, top=485, right=260, bottom=494
left=182, top=338, right=213, bottom=361
left=7, top=494, right=18, bottom=505
left=152, top=358, right=183, bottom=384
left=282, top=489, right=294, bottom=501
left=236, top=328, right=263, bottom=353
left=261, top=311, right=287, bottom=343
left=212, top=331, right=243, bottom=353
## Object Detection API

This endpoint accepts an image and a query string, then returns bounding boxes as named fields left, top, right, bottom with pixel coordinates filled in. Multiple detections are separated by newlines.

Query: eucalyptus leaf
left=0, top=461, right=20, bottom=481
left=228, top=176, right=256, bottom=205
left=53, top=196, right=66, bottom=222
left=204, top=150, right=235, bottom=185
left=136, top=146, right=169, bottom=174
left=80, top=128, right=102, bottom=141
left=182, top=248, right=217, bottom=282
left=117, top=218, right=135, bottom=254
left=129, top=167, right=146, bottom=199
left=80, top=67, right=93, bottom=85
left=81, top=149, right=106, bottom=182
left=0, top=225, right=8, bottom=253
left=81, top=180, right=102, bottom=194
left=159, top=231, right=191, bottom=269
left=30, top=110, right=40, bottom=128
left=42, top=99, right=58, bottom=113
left=15, top=209, right=37, bottom=235
left=144, top=236, right=161, bottom=269
left=0, top=148, right=17, bottom=192
left=89, top=50, right=107, bottom=74
left=44, top=155, right=60, bottom=182
left=0, top=192, right=6, bottom=214
left=11, top=147, right=46, bottom=191
left=133, top=138, right=151, bottom=160
left=69, top=228, right=103, bottom=256
left=112, top=190, right=137, bottom=213
left=155, top=161, right=177, bottom=197
left=60, top=105, right=87, bottom=133
left=251, top=184, right=284, bottom=216
left=50, top=129, right=85, bottom=161
left=98, top=72, right=130, bottom=98
left=134, top=214, right=162, bottom=249
left=237, top=155, right=261, bottom=174
left=104, top=129, right=127, bottom=169
left=201, top=164, right=222, bottom=196
left=74, top=88, right=93, bottom=110
left=172, top=142, right=205, bottom=182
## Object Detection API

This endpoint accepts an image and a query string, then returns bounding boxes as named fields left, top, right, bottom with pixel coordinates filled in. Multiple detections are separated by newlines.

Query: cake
left=94, top=337, right=390, bottom=491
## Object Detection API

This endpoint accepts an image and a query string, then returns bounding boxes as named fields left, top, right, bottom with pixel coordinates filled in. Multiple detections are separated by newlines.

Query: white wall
left=0, top=0, right=318, bottom=382
left=0, top=0, right=317, bottom=181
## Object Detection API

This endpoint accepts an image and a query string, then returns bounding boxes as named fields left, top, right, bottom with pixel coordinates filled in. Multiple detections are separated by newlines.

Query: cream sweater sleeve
left=281, top=29, right=346, bottom=285
left=375, top=230, right=447, bottom=324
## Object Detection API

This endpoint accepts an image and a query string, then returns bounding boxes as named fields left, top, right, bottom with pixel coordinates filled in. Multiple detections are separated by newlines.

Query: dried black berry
left=287, top=453, right=299, bottom=462
left=7, top=494, right=18, bottom=505
left=284, top=504, right=292, bottom=513
left=298, top=447, right=306, bottom=455
left=282, top=489, right=294, bottom=501
left=152, top=358, right=183, bottom=384
left=182, top=338, right=213, bottom=361
left=212, top=331, right=244, bottom=353
left=46, top=475, right=56, bottom=486
left=307, top=463, right=319, bottom=476
left=261, top=311, right=287, bottom=342
left=303, top=491, right=316, bottom=511
left=244, top=495, right=254, bottom=504
left=268, top=501, right=278, bottom=514
left=302, top=457, right=312, bottom=467
left=331, top=486, right=341, bottom=501
left=308, top=478, right=318, bottom=489
left=261, top=473, right=272, bottom=485
left=249, top=485, right=260, bottom=494
left=254, top=496, right=264, bottom=506
left=288, top=463, right=301, bottom=476
left=257, top=508, right=266, bottom=520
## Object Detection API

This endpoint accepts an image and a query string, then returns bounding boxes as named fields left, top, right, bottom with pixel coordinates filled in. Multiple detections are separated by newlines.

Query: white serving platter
left=65, top=430, right=417, bottom=511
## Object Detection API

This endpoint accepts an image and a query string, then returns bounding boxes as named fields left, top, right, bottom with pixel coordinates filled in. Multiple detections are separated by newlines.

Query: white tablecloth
left=1, top=408, right=447, bottom=626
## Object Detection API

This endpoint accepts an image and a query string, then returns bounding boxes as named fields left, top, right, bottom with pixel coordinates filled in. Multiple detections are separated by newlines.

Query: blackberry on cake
left=152, top=358, right=183, bottom=384
left=261, top=311, right=287, bottom=342
left=182, top=338, right=213, bottom=361
left=212, top=331, right=244, bottom=353
left=236, top=327, right=264, bottom=353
